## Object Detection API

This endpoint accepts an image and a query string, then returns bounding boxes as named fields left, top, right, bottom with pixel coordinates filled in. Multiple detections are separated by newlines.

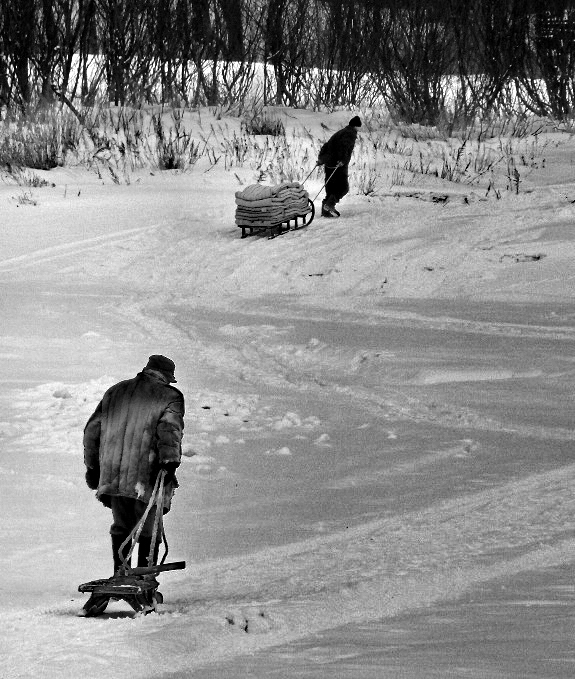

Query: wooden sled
left=79, top=561, right=185, bottom=616
left=238, top=198, right=315, bottom=239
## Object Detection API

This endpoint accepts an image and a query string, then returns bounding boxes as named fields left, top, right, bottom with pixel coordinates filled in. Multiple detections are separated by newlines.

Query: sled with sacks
left=235, top=180, right=315, bottom=239
left=78, top=470, right=186, bottom=617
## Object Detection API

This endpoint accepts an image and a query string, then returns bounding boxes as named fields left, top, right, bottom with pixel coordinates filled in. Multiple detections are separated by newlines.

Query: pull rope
left=299, top=166, right=317, bottom=186
left=312, top=163, right=342, bottom=202
left=118, top=470, right=168, bottom=571
left=148, top=471, right=166, bottom=567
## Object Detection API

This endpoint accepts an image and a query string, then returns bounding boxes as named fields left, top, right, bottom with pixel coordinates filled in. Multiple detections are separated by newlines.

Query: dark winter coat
left=83, top=368, right=185, bottom=512
left=317, top=124, right=359, bottom=168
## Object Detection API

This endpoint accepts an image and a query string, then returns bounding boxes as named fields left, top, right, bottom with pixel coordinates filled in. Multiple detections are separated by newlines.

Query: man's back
left=84, top=369, right=185, bottom=506
left=318, top=124, right=359, bottom=167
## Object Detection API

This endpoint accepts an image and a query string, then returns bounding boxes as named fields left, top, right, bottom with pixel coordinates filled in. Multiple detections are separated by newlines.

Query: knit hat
left=145, top=354, right=177, bottom=382
left=349, top=116, right=362, bottom=127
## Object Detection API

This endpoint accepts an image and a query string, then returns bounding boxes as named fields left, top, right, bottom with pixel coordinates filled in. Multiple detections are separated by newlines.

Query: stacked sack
left=235, top=181, right=311, bottom=229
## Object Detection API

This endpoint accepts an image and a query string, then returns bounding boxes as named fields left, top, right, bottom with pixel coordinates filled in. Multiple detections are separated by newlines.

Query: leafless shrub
left=0, top=105, right=80, bottom=169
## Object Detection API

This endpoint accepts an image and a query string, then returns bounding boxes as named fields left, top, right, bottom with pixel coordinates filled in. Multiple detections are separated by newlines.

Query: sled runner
left=78, top=471, right=186, bottom=617
left=235, top=181, right=315, bottom=239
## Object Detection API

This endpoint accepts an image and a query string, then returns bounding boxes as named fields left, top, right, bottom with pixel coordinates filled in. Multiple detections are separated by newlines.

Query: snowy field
left=2, top=108, right=575, bottom=677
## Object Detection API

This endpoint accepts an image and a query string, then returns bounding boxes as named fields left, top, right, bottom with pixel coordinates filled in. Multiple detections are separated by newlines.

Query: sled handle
left=128, top=560, right=187, bottom=576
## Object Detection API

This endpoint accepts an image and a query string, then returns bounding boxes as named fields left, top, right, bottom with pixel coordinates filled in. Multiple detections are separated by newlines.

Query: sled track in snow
left=4, top=463, right=575, bottom=677
left=0, top=225, right=159, bottom=275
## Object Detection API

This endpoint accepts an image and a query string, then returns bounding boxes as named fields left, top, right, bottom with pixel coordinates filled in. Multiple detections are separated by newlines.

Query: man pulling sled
left=79, top=355, right=186, bottom=616
left=317, top=115, right=361, bottom=218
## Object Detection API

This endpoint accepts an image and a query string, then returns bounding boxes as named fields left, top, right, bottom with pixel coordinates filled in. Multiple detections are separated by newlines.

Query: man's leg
left=132, top=499, right=160, bottom=567
left=331, top=166, right=349, bottom=210
left=110, top=496, right=138, bottom=572
left=132, top=500, right=163, bottom=608
left=110, top=496, right=160, bottom=568
left=323, top=168, right=336, bottom=216
left=111, top=534, right=132, bottom=572
left=323, top=166, right=348, bottom=217
left=138, top=535, right=160, bottom=567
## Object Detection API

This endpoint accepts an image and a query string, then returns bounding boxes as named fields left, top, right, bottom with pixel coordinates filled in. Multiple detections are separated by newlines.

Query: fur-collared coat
left=317, top=124, right=359, bottom=168
left=83, top=369, right=185, bottom=511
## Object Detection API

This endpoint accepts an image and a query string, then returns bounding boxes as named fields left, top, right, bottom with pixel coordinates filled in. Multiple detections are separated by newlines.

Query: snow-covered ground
left=2, top=109, right=575, bottom=677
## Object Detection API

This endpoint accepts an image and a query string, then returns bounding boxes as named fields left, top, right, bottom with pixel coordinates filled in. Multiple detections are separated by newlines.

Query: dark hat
left=349, top=116, right=362, bottom=127
left=145, top=354, right=177, bottom=382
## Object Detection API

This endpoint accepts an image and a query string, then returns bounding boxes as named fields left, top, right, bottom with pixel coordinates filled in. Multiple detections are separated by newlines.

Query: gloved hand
left=159, top=461, right=179, bottom=485
left=85, top=466, right=99, bottom=490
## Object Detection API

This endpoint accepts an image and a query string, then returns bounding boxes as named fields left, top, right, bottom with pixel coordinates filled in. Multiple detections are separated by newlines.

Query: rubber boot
left=112, top=533, right=132, bottom=574
left=138, top=536, right=160, bottom=568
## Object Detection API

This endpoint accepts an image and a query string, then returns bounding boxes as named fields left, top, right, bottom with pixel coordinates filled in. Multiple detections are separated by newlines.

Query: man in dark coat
left=84, top=354, right=185, bottom=573
left=317, top=115, right=361, bottom=217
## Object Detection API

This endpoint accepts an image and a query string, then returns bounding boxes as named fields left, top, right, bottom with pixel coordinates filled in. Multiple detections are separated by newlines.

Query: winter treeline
left=1, top=0, right=575, bottom=122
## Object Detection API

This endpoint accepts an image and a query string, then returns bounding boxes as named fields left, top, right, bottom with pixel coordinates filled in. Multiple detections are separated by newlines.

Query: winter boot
left=112, top=533, right=132, bottom=574
left=138, top=536, right=160, bottom=568
left=321, top=198, right=340, bottom=218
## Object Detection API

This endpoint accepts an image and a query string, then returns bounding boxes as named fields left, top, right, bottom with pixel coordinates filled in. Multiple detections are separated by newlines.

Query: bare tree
left=0, top=0, right=36, bottom=108
left=373, top=1, right=455, bottom=125
left=308, top=0, right=383, bottom=110
left=448, top=0, right=527, bottom=121
left=264, top=0, right=314, bottom=106
left=0, top=3, right=11, bottom=106
left=95, top=0, right=157, bottom=105
left=218, top=0, right=244, bottom=61
left=3, top=0, right=575, bottom=120
left=517, top=4, right=575, bottom=117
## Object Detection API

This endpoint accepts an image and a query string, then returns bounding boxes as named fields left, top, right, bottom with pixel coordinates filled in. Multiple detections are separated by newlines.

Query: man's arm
left=157, top=397, right=185, bottom=467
